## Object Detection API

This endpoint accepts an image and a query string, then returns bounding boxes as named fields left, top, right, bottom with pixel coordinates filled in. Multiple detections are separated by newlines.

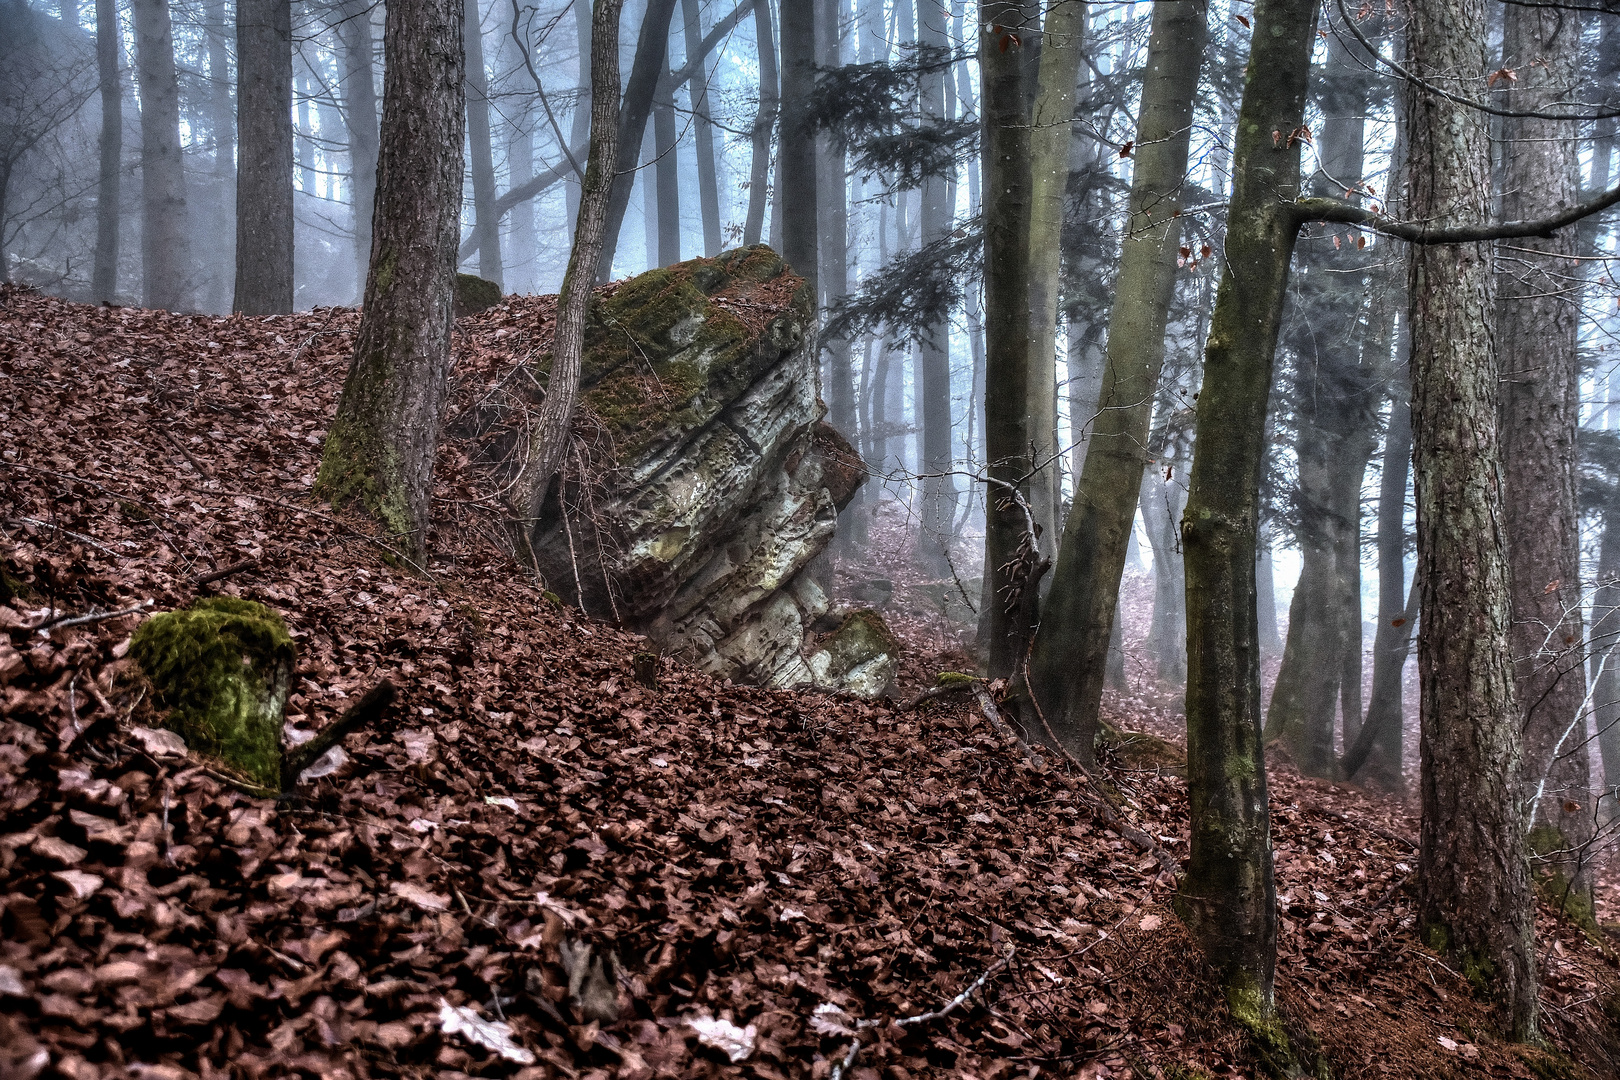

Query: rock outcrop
left=463, top=247, right=895, bottom=696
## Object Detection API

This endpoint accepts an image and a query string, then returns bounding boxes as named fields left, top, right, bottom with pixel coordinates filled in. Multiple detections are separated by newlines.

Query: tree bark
left=234, top=0, right=295, bottom=315
left=1176, top=0, right=1317, bottom=1037
left=1141, top=461, right=1187, bottom=683
left=978, top=2, right=1040, bottom=679
left=316, top=0, right=467, bottom=558
left=1406, top=0, right=1537, bottom=1040
left=1592, top=489, right=1620, bottom=809
left=653, top=63, right=680, bottom=266
left=778, top=0, right=816, bottom=297
left=91, top=0, right=122, bottom=303
left=204, top=0, right=234, bottom=313
left=567, top=0, right=592, bottom=228
left=742, top=0, right=776, bottom=247
left=131, top=0, right=191, bottom=311
left=914, top=0, right=954, bottom=574
left=1022, top=0, right=1205, bottom=750
left=336, top=0, right=380, bottom=303
left=464, top=0, right=502, bottom=286
left=1496, top=0, right=1591, bottom=910
left=596, top=0, right=678, bottom=280
left=510, top=0, right=625, bottom=538
left=681, top=0, right=721, bottom=256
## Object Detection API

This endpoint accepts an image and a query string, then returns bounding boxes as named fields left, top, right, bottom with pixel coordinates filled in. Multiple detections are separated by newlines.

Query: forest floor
left=2, top=284, right=1618, bottom=1080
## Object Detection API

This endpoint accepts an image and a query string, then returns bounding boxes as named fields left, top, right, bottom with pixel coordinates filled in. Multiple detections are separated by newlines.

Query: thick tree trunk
left=1406, top=0, right=1537, bottom=1040
left=1346, top=371, right=1414, bottom=788
left=1022, top=0, right=1205, bottom=749
left=510, top=0, right=625, bottom=536
left=336, top=0, right=379, bottom=303
left=234, top=0, right=295, bottom=315
left=1022, top=0, right=1082, bottom=571
left=464, top=0, right=502, bottom=286
left=1496, top=0, right=1591, bottom=910
left=316, top=0, right=467, bottom=558
left=1176, top=0, right=1317, bottom=1039
left=978, top=3, right=1040, bottom=679
left=778, top=0, right=817, bottom=297
left=742, top=0, right=776, bottom=248
left=681, top=0, right=721, bottom=256
left=92, top=0, right=122, bottom=303
left=597, top=0, right=679, bottom=280
left=130, top=0, right=191, bottom=311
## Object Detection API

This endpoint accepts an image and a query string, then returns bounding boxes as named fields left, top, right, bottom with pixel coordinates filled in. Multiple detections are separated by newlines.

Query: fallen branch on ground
left=281, top=680, right=397, bottom=790
left=973, top=685, right=1044, bottom=767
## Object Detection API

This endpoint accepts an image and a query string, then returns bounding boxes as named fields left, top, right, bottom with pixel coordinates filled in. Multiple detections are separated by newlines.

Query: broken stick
left=281, top=679, right=396, bottom=790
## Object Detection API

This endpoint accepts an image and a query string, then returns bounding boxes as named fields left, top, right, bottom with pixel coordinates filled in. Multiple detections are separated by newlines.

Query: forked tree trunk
left=316, top=0, right=467, bottom=557
left=131, top=0, right=191, bottom=311
left=336, top=0, right=379, bottom=302
left=234, top=0, right=295, bottom=315
left=1405, top=0, right=1537, bottom=1040
left=681, top=0, right=721, bottom=256
left=92, top=0, right=122, bottom=302
left=1496, top=0, right=1592, bottom=909
left=1177, top=0, right=1317, bottom=1043
left=464, top=0, right=502, bottom=286
left=742, top=0, right=776, bottom=247
left=1022, top=0, right=1205, bottom=750
left=509, top=0, right=625, bottom=539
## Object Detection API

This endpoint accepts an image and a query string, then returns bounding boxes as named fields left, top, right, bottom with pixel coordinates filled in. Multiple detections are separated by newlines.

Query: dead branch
left=192, top=558, right=259, bottom=588
left=281, top=680, right=397, bottom=790
left=28, top=600, right=153, bottom=633
left=901, top=678, right=977, bottom=711
left=973, top=684, right=1045, bottom=768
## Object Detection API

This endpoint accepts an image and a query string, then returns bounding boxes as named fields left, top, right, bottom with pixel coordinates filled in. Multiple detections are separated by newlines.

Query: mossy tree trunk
left=1176, top=0, right=1318, bottom=1033
left=1496, top=0, right=1592, bottom=913
left=978, top=2, right=1039, bottom=679
left=316, top=0, right=466, bottom=558
left=509, top=0, right=625, bottom=540
left=1405, top=0, right=1538, bottom=1039
left=1021, top=0, right=1205, bottom=752
left=234, top=0, right=295, bottom=315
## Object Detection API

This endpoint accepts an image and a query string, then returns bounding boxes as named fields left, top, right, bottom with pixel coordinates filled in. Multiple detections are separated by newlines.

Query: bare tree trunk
left=316, top=0, right=467, bottom=558
left=914, top=0, right=954, bottom=573
left=234, top=0, right=295, bottom=314
left=1022, top=0, right=1205, bottom=750
left=1496, top=0, right=1592, bottom=914
left=463, top=0, right=501, bottom=286
left=653, top=64, right=679, bottom=266
left=1406, top=0, right=1537, bottom=1039
left=1592, top=491, right=1620, bottom=811
left=510, top=0, right=625, bottom=537
left=1177, top=0, right=1317, bottom=1043
left=681, top=0, right=721, bottom=255
left=131, top=0, right=191, bottom=310
left=92, top=0, right=122, bottom=302
left=1141, top=461, right=1187, bottom=683
left=498, top=29, right=534, bottom=292
left=596, top=0, right=679, bottom=280
left=742, top=0, right=776, bottom=247
left=336, top=0, right=379, bottom=303
left=778, top=0, right=816, bottom=296
left=566, top=0, right=591, bottom=228
left=204, top=0, right=234, bottom=313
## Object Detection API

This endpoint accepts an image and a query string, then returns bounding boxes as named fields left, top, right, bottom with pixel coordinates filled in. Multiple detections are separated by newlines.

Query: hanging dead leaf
left=1487, top=67, right=1517, bottom=88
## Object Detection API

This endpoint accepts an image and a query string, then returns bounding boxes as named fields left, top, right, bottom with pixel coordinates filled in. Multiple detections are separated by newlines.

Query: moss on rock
left=130, top=597, right=296, bottom=791
left=455, top=273, right=503, bottom=317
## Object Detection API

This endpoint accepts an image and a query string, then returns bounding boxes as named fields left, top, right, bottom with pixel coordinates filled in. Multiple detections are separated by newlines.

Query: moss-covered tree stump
left=130, top=597, right=295, bottom=791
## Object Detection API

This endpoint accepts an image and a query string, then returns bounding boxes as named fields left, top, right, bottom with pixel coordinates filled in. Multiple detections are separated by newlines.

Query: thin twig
left=29, top=600, right=153, bottom=633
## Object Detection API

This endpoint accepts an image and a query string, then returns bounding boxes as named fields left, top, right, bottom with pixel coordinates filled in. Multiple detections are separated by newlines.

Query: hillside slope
left=2, top=285, right=1617, bottom=1079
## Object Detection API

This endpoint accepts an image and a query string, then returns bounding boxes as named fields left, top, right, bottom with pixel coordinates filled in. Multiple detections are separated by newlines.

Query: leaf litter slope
left=1, top=284, right=1616, bottom=1079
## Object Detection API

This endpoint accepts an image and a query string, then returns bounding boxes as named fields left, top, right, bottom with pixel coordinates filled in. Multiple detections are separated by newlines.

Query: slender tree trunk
left=566, top=0, right=591, bottom=228
left=92, top=0, right=122, bottom=303
left=316, top=0, right=467, bottom=558
left=1592, top=491, right=1620, bottom=810
left=596, top=0, right=679, bottom=280
left=653, top=63, right=680, bottom=266
left=204, top=0, right=234, bottom=313
left=778, top=0, right=816, bottom=296
left=131, top=0, right=192, bottom=311
left=1346, top=368, right=1414, bottom=788
left=1496, top=0, right=1591, bottom=910
left=463, top=0, right=502, bottom=286
left=337, top=0, right=379, bottom=303
left=235, top=0, right=295, bottom=314
left=914, top=0, right=954, bottom=573
left=1256, top=529, right=1282, bottom=658
left=1022, top=0, right=1205, bottom=749
left=1176, top=0, right=1318, bottom=1041
left=681, top=0, right=721, bottom=255
left=1406, top=0, right=1537, bottom=1039
left=498, top=29, right=534, bottom=292
left=742, top=0, right=776, bottom=247
left=510, top=0, right=625, bottom=535
left=1141, top=461, right=1187, bottom=683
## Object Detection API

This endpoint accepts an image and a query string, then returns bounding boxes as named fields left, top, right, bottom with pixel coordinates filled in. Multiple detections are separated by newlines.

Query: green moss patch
left=456, top=273, right=503, bottom=318
left=130, top=597, right=296, bottom=791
